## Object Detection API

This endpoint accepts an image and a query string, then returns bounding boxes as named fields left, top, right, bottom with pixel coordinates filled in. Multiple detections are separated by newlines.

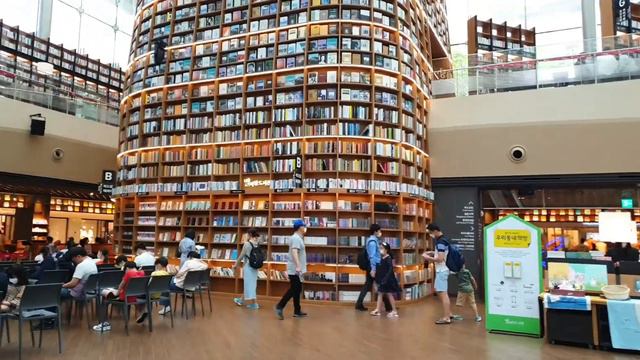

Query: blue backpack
left=439, top=238, right=465, bottom=273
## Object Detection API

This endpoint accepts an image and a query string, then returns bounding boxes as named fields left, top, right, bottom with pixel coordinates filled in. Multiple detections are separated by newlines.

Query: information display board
left=484, top=215, right=542, bottom=336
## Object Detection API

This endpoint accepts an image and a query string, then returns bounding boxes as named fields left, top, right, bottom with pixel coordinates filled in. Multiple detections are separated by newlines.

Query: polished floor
left=0, top=294, right=636, bottom=360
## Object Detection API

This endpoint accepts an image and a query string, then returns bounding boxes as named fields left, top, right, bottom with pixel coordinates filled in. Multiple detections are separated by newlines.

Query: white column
left=581, top=0, right=597, bottom=52
left=36, top=0, right=53, bottom=39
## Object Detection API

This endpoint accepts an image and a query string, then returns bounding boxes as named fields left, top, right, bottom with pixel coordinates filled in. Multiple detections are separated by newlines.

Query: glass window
left=51, top=1, right=81, bottom=49
left=79, top=16, right=116, bottom=63
left=116, top=1, right=135, bottom=35
left=1, top=0, right=39, bottom=32
left=114, top=30, right=132, bottom=67
left=84, top=0, right=118, bottom=25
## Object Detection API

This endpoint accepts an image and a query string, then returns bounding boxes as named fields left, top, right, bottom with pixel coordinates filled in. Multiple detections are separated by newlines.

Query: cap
left=293, top=219, right=306, bottom=229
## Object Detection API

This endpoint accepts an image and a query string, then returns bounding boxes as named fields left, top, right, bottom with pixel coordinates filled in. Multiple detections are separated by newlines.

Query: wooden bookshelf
left=118, top=0, right=441, bottom=303
left=467, top=16, right=536, bottom=66
left=0, top=20, right=124, bottom=111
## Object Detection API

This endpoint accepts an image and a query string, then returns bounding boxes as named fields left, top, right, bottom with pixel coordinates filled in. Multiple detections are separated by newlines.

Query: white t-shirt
left=134, top=251, right=156, bottom=267
left=70, top=257, right=98, bottom=298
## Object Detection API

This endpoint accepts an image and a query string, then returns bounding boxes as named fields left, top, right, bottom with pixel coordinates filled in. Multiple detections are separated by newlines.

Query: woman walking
left=233, top=228, right=262, bottom=309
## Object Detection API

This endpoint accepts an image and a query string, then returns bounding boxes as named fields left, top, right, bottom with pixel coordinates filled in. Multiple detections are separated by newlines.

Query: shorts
left=456, top=291, right=476, bottom=306
left=434, top=271, right=449, bottom=293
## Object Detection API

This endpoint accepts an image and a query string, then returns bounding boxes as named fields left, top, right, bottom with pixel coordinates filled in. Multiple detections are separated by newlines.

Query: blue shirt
left=366, top=235, right=381, bottom=272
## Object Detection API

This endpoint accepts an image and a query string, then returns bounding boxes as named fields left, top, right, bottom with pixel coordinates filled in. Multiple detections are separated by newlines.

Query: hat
left=292, top=219, right=306, bottom=230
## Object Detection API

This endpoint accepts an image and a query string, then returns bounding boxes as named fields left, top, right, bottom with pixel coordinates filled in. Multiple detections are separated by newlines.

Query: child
left=1, top=265, right=28, bottom=312
left=456, top=265, right=481, bottom=322
left=93, top=261, right=146, bottom=332
left=370, top=242, right=399, bottom=318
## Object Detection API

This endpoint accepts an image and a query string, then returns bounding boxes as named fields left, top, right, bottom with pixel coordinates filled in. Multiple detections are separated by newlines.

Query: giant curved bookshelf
left=115, top=0, right=449, bottom=303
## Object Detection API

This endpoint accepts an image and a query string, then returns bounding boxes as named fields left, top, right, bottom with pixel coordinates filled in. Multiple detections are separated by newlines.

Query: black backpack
left=440, top=238, right=465, bottom=273
left=357, top=239, right=377, bottom=271
left=248, top=242, right=265, bottom=269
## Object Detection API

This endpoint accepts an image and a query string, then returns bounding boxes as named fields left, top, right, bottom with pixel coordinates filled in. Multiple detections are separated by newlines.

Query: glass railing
left=433, top=34, right=640, bottom=98
left=0, top=70, right=119, bottom=126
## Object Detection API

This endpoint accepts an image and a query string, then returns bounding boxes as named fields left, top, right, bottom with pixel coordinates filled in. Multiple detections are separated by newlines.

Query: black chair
left=146, top=275, right=174, bottom=330
left=97, top=271, right=124, bottom=293
left=141, top=266, right=155, bottom=276
left=0, top=290, right=8, bottom=346
left=97, top=264, right=117, bottom=272
left=197, top=270, right=212, bottom=315
left=38, top=270, right=70, bottom=285
left=171, top=271, right=202, bottom=320
left=106, top=276, right=150, bottom=335
left=72, top=273, right=99, bottom=329
left=3, top=283, right=63, bottom=360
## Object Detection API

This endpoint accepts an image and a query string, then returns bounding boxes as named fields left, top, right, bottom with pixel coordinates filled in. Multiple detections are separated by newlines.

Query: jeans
left=276, top=274, right=302, bottom=314
left=160, top=281, right=183, bottom=307
left=356, top=273, right=392, bottom=311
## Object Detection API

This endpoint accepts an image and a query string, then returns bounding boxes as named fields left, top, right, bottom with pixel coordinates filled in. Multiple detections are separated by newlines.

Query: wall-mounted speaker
left=30, top=114, right=46, bottom=136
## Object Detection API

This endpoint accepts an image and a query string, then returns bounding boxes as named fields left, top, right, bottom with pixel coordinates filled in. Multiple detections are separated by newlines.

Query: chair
left=97, top=264, right=117, bottom=272
left=69, top=273, right=99, bottom=329
left=198, top=270, right=213, bottom=314
left=3, top=283, right=63, bottom=360
left=146, top=275, right=174, bottom=330
left=38, top=270, right=70, bottom=285
left=106, top=276, right=150, bottom=335
left=0, top=290, right=8, bottom=346
left=141, top=266, right=155, bottom=275
left=171, top=271, right=202, bottom=320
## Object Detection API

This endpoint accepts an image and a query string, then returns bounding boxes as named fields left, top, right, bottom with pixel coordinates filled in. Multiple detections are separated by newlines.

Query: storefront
left=432, top=174, right=640, bottom=294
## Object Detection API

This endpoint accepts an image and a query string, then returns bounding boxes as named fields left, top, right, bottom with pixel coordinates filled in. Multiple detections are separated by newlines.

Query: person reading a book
left=233, top=228, right=262, bottom=310
left=62, top=247, right=98, bottom=300
left=1, top=264, right=28, bottom=313
left=93, top=261, right=145, bottom=332
left=275, top=220, right=308, bottom=320
left=158, top=251, right=208, bottom=315
left=134, top=243, right=156, bottom=267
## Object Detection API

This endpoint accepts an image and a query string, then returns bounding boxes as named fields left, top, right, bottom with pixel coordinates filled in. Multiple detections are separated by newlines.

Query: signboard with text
left=484, top=215, right=542, bottom=337
left=99, top=170, right=116, bottom=195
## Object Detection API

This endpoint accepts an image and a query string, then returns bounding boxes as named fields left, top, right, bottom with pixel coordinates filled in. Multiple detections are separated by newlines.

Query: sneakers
left=275, top=307, right=284, bottom=320
left=293, top=312, right=308, bottom=318
left=387, top=311, right=399, bottom=318
left=136, top=312, right=148, bottom=324
left=246, top=303, right=260, bottom=310
left=233, top=297, right=244, bottom=306
left=475, top=316, right=483, bottom=322
left=92, top=322, right=112, bottom=332
left=158, top=306, right=171, bottom=315
left=450, top=314, right=464, bottom=321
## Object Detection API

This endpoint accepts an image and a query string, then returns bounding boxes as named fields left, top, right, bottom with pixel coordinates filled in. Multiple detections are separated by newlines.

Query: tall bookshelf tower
left=115, top=0, right=449, bottom=304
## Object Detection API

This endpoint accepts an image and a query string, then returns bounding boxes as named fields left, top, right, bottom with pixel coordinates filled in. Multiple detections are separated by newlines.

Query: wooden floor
left=0, top=294, right=636, bottom=360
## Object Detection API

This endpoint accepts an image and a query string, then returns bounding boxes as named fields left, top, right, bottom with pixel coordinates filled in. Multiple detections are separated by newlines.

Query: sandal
left=435, top=318, right=452, bottom=325
left=370, top=309, right=381, bottom=316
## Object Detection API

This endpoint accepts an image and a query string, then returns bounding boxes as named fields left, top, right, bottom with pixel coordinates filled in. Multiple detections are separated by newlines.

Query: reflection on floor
left=0, top=294, right=636, bottom=360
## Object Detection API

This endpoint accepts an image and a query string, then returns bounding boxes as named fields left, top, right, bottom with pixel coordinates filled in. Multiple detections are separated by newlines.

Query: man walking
left=423, top=224, right=462, bottom=325
left=355, top=224, right=392, bottom=312
left=275, top=219, right=308, bottom=319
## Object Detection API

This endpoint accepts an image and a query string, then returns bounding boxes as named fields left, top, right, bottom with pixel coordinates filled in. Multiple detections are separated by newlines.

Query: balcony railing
left=0, top=70, right=119, bottom=126
left=433, top=34, right=640, bottom=98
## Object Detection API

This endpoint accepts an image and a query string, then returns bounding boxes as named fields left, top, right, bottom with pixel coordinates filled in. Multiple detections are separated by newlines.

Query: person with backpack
left=423, top=224, right=463, bottom=325
left=232, top=228, right=263, bottom=309
left=355, top=224, right=392, bottom=312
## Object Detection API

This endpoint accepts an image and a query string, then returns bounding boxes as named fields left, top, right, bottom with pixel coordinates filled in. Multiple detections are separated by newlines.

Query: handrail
left=0, top=84, right=119, bottom=126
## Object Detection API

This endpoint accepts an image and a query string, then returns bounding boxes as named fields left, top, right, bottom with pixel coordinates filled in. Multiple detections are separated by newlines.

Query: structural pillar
left=36, top=0, right=53, bottom=39
left=582, top=0, right=597, bottom=52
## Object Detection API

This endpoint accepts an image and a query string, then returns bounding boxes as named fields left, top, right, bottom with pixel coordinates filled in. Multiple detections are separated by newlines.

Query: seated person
left=152, top=257, right=170, bottom=277
left=95, top=249, right=109, bottom=265
left=1, top=264, right=29, bottom=312
left=61, top=247, right=98, bottom=300
left=114, top=255, right=128, bottom=270
left=93, top=261, right=145, bottom=332
left=158, top=251, right=207, bottom=315
left=32, top=247, right=57, bottom=281
left=134, top=243, right=155, bottom=267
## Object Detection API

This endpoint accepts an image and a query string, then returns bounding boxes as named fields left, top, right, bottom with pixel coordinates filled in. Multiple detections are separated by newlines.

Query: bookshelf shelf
left=117, top=0, right=444, bottom=303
